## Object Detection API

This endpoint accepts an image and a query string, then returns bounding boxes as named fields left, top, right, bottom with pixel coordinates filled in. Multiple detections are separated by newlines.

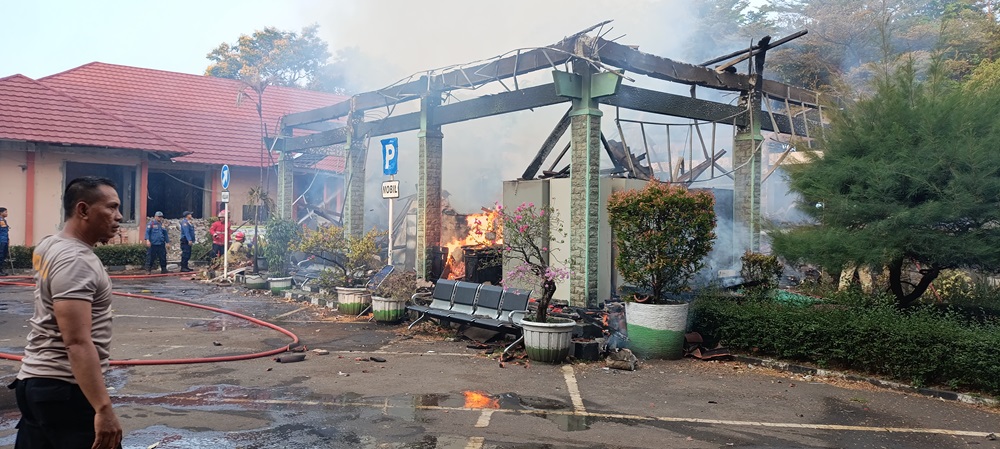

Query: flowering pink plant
left=497, top=201, right=570, bottom=323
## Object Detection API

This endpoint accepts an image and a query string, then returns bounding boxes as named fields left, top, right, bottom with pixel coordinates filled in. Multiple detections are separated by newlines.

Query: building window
left=64, top=162, right=137, bottom=223
left=243, top=204, right=271, bottom=222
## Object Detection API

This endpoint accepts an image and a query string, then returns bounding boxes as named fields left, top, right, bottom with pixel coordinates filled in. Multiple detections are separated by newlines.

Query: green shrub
left=6, top=244, right=148, bottom=269
left=740, top=251, right=783, bottom=291
left=691, top=293, right=1000, bottom=396
left=92, top=244, right=148, bottom=266
left=9, top=245, right=35, bottom=269
left=607, top=182, right=716, bottom=302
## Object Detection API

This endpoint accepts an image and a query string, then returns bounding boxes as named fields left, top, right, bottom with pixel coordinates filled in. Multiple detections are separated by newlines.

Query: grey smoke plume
left=292, top=0, right=807, bottom=255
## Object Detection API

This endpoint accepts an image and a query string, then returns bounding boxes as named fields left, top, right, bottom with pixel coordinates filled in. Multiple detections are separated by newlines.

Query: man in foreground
left=10, top=176, right=124, bottom=449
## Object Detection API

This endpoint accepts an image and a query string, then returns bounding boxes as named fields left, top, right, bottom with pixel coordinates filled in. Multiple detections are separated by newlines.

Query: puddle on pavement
left=43, top=385, right=630, bottom=448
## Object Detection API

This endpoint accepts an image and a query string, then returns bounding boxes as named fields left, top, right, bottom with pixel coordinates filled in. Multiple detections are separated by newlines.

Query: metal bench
left=406, top=281, right=532, bottom=355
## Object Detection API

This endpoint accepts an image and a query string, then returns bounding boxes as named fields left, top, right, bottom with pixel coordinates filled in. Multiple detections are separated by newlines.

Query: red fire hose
left=0, top=276, right=300, bottom=366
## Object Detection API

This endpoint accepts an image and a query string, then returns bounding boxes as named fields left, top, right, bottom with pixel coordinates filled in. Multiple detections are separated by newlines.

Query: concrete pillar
left=277, top=150, right=294, bottom=220
left=343, top=112, right=367, bottom=237
left=733, top=77, right=764, bottom=253
left=554, top=59, right=619, bottom=309
left=569, top=111, right=602, bottom=308
left=416, top=91, right=443, bottom=280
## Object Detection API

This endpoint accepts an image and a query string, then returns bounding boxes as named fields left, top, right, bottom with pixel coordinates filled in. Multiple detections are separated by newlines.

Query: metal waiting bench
left=407, top=279, right=532, bottom=355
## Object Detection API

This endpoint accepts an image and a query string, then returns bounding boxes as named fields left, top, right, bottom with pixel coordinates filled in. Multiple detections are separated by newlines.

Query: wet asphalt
left=1, top=276, right=998, bottom=449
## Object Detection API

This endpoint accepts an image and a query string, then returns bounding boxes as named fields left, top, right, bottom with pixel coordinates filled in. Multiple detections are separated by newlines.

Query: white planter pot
left=518, top=317, right=576, bottom=363
left=625, top=301, right=689, bottom=360
left=371, top=296, right=407, bottom=324
left=244, top=274, right=267, bottom=290
left=335, top=287, right=371, bottom=315
left=268, top=276, right=293, bottom=294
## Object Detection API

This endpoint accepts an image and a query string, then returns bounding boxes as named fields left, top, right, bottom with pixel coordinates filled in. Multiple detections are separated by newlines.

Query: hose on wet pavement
left=0, top=274, right=301, bottom=366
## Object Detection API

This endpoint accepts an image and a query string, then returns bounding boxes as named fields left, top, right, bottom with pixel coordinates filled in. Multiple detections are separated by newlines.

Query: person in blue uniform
left=144, top=211, right=169, bottom=274
left=0, top=207, right=9, bottom=276
left=179, top=211, right=196, bottom=272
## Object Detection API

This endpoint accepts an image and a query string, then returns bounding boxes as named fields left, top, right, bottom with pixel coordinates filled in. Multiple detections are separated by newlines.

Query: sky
left=1, top=0, right=700, bottom=82
left=2, top=0, right=792, bottom=231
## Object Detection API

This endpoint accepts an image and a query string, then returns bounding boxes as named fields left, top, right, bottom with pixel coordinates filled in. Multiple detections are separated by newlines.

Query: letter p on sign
left=381, top=138, right=398, bottom=176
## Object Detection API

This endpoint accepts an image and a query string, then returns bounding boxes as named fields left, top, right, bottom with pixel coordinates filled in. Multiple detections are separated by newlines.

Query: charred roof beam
left=281, top=41, right=579, bottom=129
left=594, top=37, right=825, bottom=108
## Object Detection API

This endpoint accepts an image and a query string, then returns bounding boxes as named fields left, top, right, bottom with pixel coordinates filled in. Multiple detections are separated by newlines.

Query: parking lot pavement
left=1, top=276, right=998, bottom=448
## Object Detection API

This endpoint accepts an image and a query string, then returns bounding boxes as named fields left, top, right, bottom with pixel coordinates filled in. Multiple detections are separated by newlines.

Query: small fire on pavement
left=443, top=208, right=503, bottom=280
left=463, top=390, right=500, bottom=409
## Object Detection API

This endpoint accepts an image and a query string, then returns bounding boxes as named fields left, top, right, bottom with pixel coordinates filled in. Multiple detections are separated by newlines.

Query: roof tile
left=37, top=62, right=347, bottom=172
left=0, top=74, right=186, bottom=154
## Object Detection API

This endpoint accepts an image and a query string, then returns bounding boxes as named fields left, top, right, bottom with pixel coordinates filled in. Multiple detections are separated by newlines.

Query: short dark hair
left=0, top=207, right=6, bottom=214
left=64, top=176, right=117, bottom=220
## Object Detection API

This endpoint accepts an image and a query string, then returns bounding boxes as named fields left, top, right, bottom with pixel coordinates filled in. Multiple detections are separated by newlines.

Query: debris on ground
left=274, top=353, right=306, bottom=363
left=370, top=356, right=386, bottom=363
left=606, top=349, right=638, bottom=371
left=212, top=341, right=222, bottom=346
left=311, top=348, right=330, bottom=355
left=684, top=332, right=732, bottom=361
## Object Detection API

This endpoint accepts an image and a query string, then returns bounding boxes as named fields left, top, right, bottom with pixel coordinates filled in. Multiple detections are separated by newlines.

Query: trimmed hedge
left=691, top=293, right=1000, bottom=396
left=7, top=243, right=147, bottom=268
left=92, top=244, right=148, bottom=266
left=9, top=245, right=34, bottom=269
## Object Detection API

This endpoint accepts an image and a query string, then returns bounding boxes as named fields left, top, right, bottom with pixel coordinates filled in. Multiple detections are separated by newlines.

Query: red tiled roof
left=38, top=62, right=348, bottom=172
left=0, top=74, right=186, bottom=155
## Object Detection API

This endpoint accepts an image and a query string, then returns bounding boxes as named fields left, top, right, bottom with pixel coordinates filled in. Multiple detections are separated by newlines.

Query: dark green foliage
left=692, top=292, right=1000, bottom=395
left=263, top=219, right=301, bottom=277
left=772, top=61, right=1000, bottom=305
left=9, top=244, right=149, bottom=268
left=9, top=245, right=34, bottom=269
left=607, top=182, right=717, bottom=302
left=740, top=251, right=783, bottom=291
left=92, top=244, right=148, bottom=267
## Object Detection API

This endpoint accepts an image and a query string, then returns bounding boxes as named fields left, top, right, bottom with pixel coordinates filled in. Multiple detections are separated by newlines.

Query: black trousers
left=146, top=244, right=166, bottom=271
left=212, top=243, right=224, bottom=259
left=12, top=377, right=97, bottom=449
left=180, top=241, right=192, bottom=269
left=0, top=241, right=8, bottom=273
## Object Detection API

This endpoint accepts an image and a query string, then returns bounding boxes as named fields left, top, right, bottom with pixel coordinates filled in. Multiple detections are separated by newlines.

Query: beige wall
left=2, top=141, right=340, bottom=247
left=32, top=145, right=145, bottom=245
left=0, top=142, right=28, bottom=245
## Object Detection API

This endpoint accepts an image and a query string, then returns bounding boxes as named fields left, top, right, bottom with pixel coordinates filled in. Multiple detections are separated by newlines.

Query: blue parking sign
left=381, top=138, right=398, bottom=176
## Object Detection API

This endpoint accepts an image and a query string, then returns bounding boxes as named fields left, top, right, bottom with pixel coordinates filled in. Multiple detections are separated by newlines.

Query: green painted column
left=343, top=112, right=367, bottom=237
left=416, top=91, right=443, bottom=280
left=553, top=62, right=621, bottom=308
left=734, top=78, right=764, bottom=253
left=276, top=150, right=294, bottom=220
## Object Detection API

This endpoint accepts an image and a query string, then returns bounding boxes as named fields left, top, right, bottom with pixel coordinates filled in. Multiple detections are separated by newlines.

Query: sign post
left=221, top=165, right=231, bottom=278
left=381, top=138, right=399, bottom=265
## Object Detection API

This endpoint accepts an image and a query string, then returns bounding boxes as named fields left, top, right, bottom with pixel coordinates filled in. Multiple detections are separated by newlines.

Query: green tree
left=771, top=60, right=1000, bottom=306
left=754, top=0, right=1000, bottom=89
left=205, top=24, right=331, bottom=88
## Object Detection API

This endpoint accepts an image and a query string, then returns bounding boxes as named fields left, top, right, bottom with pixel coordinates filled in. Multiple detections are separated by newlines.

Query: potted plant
left=371, top=270, right=416, bottom=324
left=297, top=225, right=384, bottom=315
left=497, top=202, right=574, bottom=363
left=263, top=218, right=301, bottom=294
left=607, top=182, right=716, bottom=359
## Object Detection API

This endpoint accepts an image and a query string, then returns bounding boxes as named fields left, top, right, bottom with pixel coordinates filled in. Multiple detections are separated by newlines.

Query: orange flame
left=463, top=391, right=500, bottom=409
left=443, top=208, right=503, bottom=280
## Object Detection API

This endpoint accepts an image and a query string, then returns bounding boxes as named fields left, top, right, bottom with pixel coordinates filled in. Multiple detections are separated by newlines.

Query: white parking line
left=562, top=365, right=586, bottom=413
left=464, top=436, right=484, bottom=449
left=475, top=409, right=495, bottom=428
